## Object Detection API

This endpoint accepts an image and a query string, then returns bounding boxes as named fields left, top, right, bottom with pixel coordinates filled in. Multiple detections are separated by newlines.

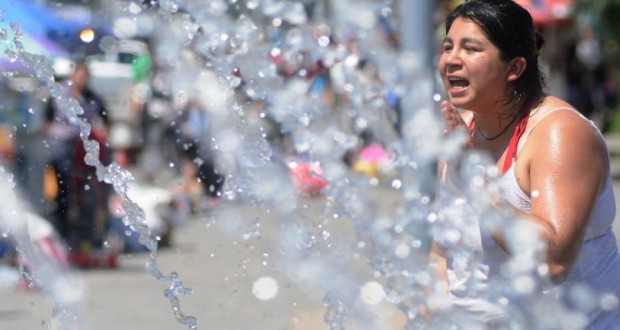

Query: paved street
left=1, top=194, right=400, bottom=330
left=2, top=151, right=620, bottom=330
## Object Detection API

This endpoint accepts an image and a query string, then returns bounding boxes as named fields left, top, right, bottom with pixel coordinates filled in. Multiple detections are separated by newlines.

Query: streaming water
left=1, top=12, right=197, bottom=329
left=0, top=1, right=615, bottom=329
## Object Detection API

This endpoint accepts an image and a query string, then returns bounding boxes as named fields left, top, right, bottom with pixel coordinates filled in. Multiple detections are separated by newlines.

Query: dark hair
left=446, top=0, right=546, bottom=107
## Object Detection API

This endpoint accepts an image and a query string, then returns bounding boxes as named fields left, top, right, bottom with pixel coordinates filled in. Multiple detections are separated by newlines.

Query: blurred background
left=2, top=0, right=619, bottom=168
left=0, top=0, right=620, bottom=276
left=1, top=0, right=620, bottom=328
left=1, top=0, right=620, bottom=296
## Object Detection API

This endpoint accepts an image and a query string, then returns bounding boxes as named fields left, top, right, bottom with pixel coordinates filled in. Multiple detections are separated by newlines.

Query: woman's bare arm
left=481, top=105, right=610, bottom=282
left=522, top=110, right=607, bottom=281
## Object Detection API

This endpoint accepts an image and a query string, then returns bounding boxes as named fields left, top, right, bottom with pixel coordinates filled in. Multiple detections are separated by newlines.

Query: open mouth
left=448, top=77, right=469, bottom=90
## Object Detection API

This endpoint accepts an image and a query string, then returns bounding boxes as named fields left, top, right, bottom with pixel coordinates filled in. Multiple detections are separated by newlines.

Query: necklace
left=474, top=111, right=523, bottom=141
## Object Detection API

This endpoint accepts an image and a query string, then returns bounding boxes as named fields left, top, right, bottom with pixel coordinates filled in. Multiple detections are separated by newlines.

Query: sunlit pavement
left=3, top=137, right=620, bottom=329
left=0, top=171, right=417, bottom=330
left=0, top=194, right=405, bottom=330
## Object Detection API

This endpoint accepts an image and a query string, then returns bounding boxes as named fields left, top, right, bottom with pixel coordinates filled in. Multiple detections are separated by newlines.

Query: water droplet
left=252, top=276, right=279, bottom=301
left=600, top=293, right=619, bottom=311
left=394, top=243, right=410, bottom=258
left=317, top=35, right=330, bottom=47
left=360, top=281, right=386, bottom=305
left=513, top=275, right=535, bottom=294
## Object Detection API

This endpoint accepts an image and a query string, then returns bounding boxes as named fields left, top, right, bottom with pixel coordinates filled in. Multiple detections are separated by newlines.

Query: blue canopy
left=1, top=1, right=112, bottom=56
left=0, top=0, right=76, bottom=36
left=45, top=4, right=113, bottom=55
left=0, top=1, right=71, bottom=71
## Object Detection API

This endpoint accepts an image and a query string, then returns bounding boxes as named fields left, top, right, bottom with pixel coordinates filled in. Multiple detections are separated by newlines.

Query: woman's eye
left=464, top=46, right=480, bottom=52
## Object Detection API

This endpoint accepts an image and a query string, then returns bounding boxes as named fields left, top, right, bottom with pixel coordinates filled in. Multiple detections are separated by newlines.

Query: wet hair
left=445, top=0, right=546, bottom=107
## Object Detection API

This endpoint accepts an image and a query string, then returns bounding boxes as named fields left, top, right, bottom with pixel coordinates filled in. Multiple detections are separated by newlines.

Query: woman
left=433, top=0, right=620, bottom=328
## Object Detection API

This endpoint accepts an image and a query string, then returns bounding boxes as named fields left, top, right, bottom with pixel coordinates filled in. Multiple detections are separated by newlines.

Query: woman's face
left=438, top=17, right=513, bottom=111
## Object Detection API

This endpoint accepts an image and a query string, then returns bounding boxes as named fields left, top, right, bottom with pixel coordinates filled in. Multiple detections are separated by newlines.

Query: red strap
left=502, top=114, right=529, bottom=175
left=467, top=118, right=475, bottom=136
left=467, top=114, right=530, bottom=175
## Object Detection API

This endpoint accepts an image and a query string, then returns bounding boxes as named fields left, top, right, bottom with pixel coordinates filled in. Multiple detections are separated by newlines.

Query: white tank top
left=438, top=107, right=620, bottom=328
left=500, top=108, right=620, bottom=328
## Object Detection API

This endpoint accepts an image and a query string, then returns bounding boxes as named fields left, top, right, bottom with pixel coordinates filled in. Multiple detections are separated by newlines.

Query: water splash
left=0, top=167, right=85, bottom=329
left=2, top=0, right=613, bottom=329
left=2, top=19, right=197, bottom=329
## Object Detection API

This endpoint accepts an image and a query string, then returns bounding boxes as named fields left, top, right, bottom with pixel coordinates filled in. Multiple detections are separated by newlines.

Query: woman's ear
left=506, top=57, right=527, bottom=82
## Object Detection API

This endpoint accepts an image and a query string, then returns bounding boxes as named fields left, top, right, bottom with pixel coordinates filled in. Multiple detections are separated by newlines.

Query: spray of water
left=1, top=0, right=615, bottom=329
left=1, top=12, right=197, bottom=330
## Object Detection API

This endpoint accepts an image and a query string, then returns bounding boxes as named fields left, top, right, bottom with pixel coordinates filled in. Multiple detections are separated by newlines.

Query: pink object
left=513, top=0, right=572, bottom=26
left=359, top=144, right=388, bottom=164
left=289, top=161, right=328, bottom=196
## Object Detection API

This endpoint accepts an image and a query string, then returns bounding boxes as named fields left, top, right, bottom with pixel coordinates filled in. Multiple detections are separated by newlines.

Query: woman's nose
left=444, top=50, right=462, bottom=66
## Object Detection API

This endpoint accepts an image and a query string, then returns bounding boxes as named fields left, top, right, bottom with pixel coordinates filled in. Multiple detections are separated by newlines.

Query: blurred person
left=435, top=0, right=620, bottom=327
left=0, top=211, right=70, bottom=290
left=565, top=33, right=597, bottom=120
left=125, top=46, right=154, bottom=167
left=130, top=45, right=181, bottom=179
left=12, top=88, right=52, bottom=216
left=564, top=26, right=618, bottom=131
left=171, top=98, right=224, bottom=208
left=44, top=61, right=114, bottom=267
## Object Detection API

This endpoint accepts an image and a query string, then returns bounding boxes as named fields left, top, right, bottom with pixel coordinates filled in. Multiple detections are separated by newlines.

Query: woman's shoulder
left=527, top=96, right=606, bottom=152
left=535, top=96, right=578, bottom=116
left=521, top=96, right=610, bottom=188
left=530, top=96, right=596, bottom=131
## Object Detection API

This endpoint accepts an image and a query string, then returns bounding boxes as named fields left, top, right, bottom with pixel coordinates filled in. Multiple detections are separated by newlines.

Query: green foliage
left=601, top=1, right=620, bottom=43
left=572, top=0, right=620, bottom=43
